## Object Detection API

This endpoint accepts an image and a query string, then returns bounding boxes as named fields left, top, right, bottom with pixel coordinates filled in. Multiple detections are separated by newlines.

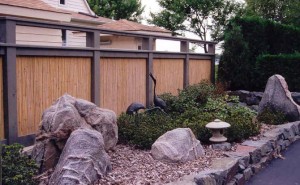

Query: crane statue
left=125, top=73, right=167, bottom=115
left=149, top=72, right=166, bottom=111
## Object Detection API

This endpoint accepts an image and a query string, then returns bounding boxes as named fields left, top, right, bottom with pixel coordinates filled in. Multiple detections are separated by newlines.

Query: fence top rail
left=0, top=16, right=217, bottom=46
left=0, top=43, right=215, bottom=56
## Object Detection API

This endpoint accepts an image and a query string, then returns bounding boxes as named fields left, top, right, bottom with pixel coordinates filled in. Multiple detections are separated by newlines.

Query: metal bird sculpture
left=126, top=102, right=146, bottom=115
left=149, top=72, right=167, bottom=110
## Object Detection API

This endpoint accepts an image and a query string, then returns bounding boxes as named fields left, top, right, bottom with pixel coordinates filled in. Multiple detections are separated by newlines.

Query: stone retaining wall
left=169, top=121, right=300, bottom=185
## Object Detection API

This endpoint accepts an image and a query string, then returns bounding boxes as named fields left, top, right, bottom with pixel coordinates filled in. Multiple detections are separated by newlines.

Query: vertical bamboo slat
left=153, top=59, right=184, bottom=95
left=189, top=59, right=211, bottom=85
left=100, top=58, right=146, bottom=115
left=17, top=57, right=91, bottom=136
left=0, top=58, right=4, bottom=139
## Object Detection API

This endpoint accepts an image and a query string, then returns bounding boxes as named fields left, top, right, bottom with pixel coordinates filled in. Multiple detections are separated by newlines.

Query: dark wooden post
left=86, top=31, right=100, bottom=106
left=0, top=19, right=18, bottom=144
left=181, top=41, right=189, bottom=88
left=208, top=43, right=216, bottom=84
left=143, top=37, right=154, bottom=107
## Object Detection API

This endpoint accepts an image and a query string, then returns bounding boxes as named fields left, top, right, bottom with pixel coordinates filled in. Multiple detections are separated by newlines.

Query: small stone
left=234, top=173, right=245, bottom=185
left=242, top=139, right=273, bottom=156
left=212, top=142, right=231, bottom=151
left=243, top=168, right=253, bottom=181
left=252, top=164, right=261, bottom=174
left=211, top=158, right=239, bottom=183
left=194, top=173, right=216, bottom=185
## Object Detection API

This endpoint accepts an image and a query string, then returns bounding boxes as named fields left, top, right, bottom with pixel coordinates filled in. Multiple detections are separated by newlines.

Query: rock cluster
left=31, top=94, right=117, bottom=184
left=170, top=121, right=300, bottom=185
left=229, top=75, right=300, bottom=114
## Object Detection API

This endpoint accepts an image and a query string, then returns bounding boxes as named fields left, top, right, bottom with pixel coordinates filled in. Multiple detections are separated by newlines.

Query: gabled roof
left=0, top=0, right=66, bottom=14
left=71, top=12, right=113, bottom=24
left=0, top=0, right=112, bottom=25
left=99, top=19, right=171, bottom=34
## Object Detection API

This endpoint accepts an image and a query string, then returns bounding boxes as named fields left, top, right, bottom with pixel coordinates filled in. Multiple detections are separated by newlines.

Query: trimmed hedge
left=256, top=53, right=300, bottom=91
left=218, top=16, right=300, bottom=91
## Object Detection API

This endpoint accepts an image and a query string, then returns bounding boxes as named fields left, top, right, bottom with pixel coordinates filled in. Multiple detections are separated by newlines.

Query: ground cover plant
left=118, top=81, right=260, bottom=149
left=1, top=143, right=38, bottom=185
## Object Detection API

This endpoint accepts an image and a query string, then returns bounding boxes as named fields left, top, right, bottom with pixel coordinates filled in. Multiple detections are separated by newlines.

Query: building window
left=60, top=0, right=65, bottom=5
left=62, top=29, right=67, bottom=46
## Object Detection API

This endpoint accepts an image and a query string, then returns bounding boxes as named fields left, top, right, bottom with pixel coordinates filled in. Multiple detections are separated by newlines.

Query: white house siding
left=42, top=0, right=90, bottom=14
left=67, top=31, right=86, bottom=47
left=100, top=36, right=142, bottom=50
left=16, top=25, right=62, bottom=46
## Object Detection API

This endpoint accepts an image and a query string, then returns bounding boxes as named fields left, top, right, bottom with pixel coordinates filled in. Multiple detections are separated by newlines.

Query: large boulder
left=49, top=128, right=111, bottom=185
left=151, top=128, right=205, bottom=163
left=75, top=99, right=118, bottom=151
left=258, top=75, right=300, bottom=121
left=32, top=94, right=90, bottom=172
left=32, top=94, right=117, bottom=172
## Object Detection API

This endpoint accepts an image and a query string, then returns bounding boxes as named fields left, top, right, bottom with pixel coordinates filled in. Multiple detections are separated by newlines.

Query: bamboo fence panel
left=153, top=59, right=184, bottom=95
left=0, top=58, right=4, bottom=139
left=100, top=58, right=146, bottom=115
left=17, top=57, right=91, bottom=136
left=189, top=59, right=211, bottom=85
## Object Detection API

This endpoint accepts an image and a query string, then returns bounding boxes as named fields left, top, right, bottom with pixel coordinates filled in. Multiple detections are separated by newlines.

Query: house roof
left=0, top=0, right=67, bottom=14
left=0, top=0, right=112, bottom=25
left=71, top=12, right=113, bottom=24
left=99, top=19, right=171, bottom=34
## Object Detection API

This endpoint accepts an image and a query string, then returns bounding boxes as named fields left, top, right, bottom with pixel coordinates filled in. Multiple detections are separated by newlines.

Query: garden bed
left=94, top=123, right=275, bottom=185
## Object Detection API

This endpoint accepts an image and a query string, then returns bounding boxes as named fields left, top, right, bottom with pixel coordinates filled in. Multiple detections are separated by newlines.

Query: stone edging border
left=167, top=121, right=300, bottom=185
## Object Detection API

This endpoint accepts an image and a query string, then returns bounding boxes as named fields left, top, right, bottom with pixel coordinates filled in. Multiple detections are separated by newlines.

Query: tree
left=245, top=0, right=300, bottom=27
left=88, top=0, right=144, bottom=22
left=149, top=0, right=243, bottom=53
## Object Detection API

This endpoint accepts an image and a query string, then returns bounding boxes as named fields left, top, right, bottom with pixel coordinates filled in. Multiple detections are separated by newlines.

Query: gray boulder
left=49, top=128, right=111, bottom=185
left=75, top=99, right=118, bottom=151
left=32, top=94, right=90, bottom=172
left=258, top=75, right=300, bottom=122
left=32, top=94, right=117, bottom=173
left=151, top=128, right=205, bottom=163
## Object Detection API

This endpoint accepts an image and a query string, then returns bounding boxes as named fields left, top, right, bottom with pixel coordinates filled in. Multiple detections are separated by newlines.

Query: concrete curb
left=167, top=121, right=300, bottom=185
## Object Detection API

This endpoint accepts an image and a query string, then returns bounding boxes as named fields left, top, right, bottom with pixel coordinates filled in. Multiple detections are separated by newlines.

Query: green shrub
left=118, top=82, right=259, bottom=148
left=219, top=16, right=300, bottom=91
left=2, top=144, right=38, bottom=185
left=256, top=53, right=300, bottom=91
left=118, top=111, right=177, bottom=149
left=257, top=105, right=288, bottom=125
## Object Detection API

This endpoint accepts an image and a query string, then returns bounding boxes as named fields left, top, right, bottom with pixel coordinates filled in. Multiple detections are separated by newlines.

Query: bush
left=256, top=53, right=300, bottom=91
left=118, top=111, right=177, bottom=149
left=257, top=105, right=288, bottom=125
left=118, top=82, right=259, bottom=148
left=1, top=144, right=38, bottom=185
left=219, top=16, right=300, bottom=91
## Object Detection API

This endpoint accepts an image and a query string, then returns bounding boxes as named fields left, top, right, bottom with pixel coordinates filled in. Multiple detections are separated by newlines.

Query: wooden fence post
left=143, top=37, right=154, bottom=107
left=181, top=41, right=189, bottom=88
left=0, top=19, right=18, bottom=144
left=86, top=31, right=100, bottom=106
left=208, top=43, right=216, bottom=84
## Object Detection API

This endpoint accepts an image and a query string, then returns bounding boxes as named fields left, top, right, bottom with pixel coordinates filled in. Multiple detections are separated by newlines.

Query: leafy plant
left=2, top=144, right=38, bottom=185
left=257, top=105, right=288, bottom=125
left=118, top=81, right=259, bottom=149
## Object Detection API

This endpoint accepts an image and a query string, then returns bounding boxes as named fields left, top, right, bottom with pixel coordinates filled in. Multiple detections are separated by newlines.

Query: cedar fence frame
left=0, top=16, right=216, bottom=146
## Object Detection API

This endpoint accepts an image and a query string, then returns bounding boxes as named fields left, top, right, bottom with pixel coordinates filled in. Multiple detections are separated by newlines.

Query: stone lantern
left=206, top=119, right=231, bottom=143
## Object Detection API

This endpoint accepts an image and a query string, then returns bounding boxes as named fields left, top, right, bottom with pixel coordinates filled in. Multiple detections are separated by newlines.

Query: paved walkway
left=246, top=140, right=300, bottom=185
